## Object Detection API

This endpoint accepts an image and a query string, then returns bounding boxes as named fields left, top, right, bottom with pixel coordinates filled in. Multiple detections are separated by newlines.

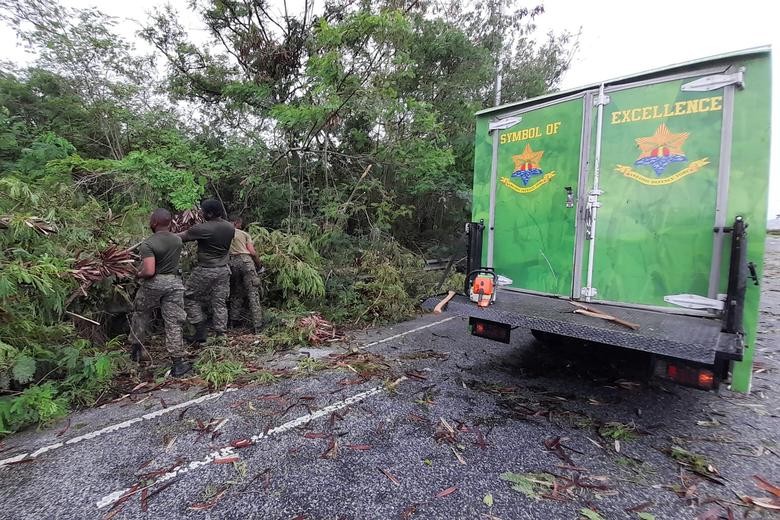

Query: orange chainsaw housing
left=471, top=275, right=495, bottom=307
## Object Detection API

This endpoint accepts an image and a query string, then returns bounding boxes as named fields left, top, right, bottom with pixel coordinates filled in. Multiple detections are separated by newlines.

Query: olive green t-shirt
left=138, top=231, right=182, bottom=275
left=183, top=219, right=235, bottom=267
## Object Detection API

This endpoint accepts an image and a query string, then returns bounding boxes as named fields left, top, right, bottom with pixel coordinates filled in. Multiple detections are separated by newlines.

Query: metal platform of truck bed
left=424, top=292, right=743, bottom=366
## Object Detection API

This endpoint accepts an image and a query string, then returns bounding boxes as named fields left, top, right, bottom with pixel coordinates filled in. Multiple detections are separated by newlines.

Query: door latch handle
left=748, top=261, right=759, bottom=286
left=564, top=186, right=574, bottom=208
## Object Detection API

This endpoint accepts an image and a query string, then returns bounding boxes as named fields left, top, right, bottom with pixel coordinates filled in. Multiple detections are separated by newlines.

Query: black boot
left=185, top=322, right=208, bottom=345
left=130, top=344, right=151, bottom=363
left=170, top=358, right=192, bottom=378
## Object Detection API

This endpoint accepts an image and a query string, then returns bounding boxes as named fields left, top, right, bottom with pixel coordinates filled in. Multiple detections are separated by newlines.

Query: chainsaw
left=467, top=268, right=498, bottom=308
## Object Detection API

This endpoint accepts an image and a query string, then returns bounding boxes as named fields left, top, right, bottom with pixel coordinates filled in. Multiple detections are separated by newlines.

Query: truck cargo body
left=459, top=47, right=771, bottom=392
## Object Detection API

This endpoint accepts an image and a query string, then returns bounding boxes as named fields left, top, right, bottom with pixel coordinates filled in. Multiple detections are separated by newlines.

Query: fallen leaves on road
left=140, top=488, right=149, bottom=513
left=405, top=370, right=428, bottom=381
left=321, top=437, right=339, bottom=459
left=625, top=501, right=654, bottom=513
left=433, top=417, right=458, bottom=445
left=298, top=313, right=344, bottom=344
left=400, top=350, right=449, bottom=361
left=401, top=503, right=418, bottom=519
left=500, top=472, right=556, bottom=500
left=230, top=438, right=253, bottom=449
left=451, top=446, right=466, bottom=465
left=407, top=412, right=429, bottom=424
left=102, top=483, right=139, bottom=520
left=739, top=475, right=780, bottom=511
left=55, top=418, right=71, bottom=438
left=435, top=486, right=458, bottom=498
left=580, top=508, right=605, bottom=520
left=501, top=470, right=613, bottom=501
left=189, top=488, right=228, bottom=511
left=665, top=445, right=724, bottom=484
left=213, top=456, right=240, bottom=465
left=544, top=436, right=574, bottom=465
left=379, top=467, right=400, bottom=486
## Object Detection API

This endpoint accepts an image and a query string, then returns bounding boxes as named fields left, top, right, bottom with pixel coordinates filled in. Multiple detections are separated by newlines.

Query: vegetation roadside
left=0, top=0, right=574, bottom=435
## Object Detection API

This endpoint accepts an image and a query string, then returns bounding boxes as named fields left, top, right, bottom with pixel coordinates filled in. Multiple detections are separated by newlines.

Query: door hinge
left=681, top=68, right=745, bottom=92
left=593, top=93, right=611, bottom=106
left=664, top=293, right=724, bottom=311
left=584, top=190, right=602, bottom=240
left=581, top=286, right=597, bottom=299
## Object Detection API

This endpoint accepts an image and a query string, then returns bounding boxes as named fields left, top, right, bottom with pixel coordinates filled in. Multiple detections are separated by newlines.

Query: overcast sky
left=1, top=0, right=777, bottom=217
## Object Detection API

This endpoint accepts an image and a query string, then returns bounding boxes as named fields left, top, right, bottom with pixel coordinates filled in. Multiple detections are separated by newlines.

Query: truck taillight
left=656, top=360, right=716, bottom=390
left=469, top=317, right=511, bottom=344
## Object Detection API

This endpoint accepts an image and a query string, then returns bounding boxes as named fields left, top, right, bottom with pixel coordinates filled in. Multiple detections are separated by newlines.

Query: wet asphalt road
left=1, top=239, right=779, bottom=520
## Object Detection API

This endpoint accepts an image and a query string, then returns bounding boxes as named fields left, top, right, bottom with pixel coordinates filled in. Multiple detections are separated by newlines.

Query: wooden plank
left=433, top=291, right=457, bottom=314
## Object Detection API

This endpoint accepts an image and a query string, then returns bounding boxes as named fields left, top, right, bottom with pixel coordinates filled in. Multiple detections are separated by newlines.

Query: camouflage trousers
left=229, top=255, right=263, bottom=329
left=184, top=265, right=230, bottom=333
left=130, top=274, right=186, bottom=357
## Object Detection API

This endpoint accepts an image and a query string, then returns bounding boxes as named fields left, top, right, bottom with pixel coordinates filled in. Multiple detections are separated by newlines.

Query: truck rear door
left=488, top=97, right=586, bottom=297
left=580, top=71, right=741, bottom=308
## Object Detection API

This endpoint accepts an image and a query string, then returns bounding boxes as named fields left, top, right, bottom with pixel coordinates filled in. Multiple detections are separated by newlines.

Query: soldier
left=129, top=208, right=190, bottom=377
left=179, top=199, right=235, bottom=344
left=228, top=214, right=264, bottom=332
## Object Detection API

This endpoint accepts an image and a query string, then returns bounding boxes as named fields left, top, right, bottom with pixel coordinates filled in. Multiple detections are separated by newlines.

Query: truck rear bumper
left=423, top=292, right=743, bottom=366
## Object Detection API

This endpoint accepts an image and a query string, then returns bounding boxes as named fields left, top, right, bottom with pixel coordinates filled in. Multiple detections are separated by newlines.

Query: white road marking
left=0, top=388, right=237, bottom=467
left=96, top=383, right=393, bottom=509
left=1, top=316, right=455, bottom=470
left=361, top=316, right=457, bottom=348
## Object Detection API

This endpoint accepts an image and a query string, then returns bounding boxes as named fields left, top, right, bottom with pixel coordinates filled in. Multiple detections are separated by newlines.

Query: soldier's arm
left=137, top=257, right=156, bottom=279
left=137, top=242, right=156, bottom=278
left=178, top=223, right=206, bottom=242
left=246, top=238, right=262, bottom=269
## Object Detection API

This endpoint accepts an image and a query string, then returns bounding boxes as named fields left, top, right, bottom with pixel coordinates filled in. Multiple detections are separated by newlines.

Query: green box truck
left=434, top=47, right=772, bottom=393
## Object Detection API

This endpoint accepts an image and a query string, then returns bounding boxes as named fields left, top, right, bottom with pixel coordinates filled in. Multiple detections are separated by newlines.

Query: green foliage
left=500, top=471, right=556, bottom=500
left=296, top=357, right=327, bottom=374
left=0, top=383, right=69, bottom=433
left=580, top=508, right=606, bottom=520
left=11, top=354, right=37, bottom=385
left=251, top=227, right=325, bottom=301
left=252, top=371, right=279, bottom=386
left=599, top=421, right=638, bottom=441
left=196, top=360, right=247, bottom=388
left=118, top=150, right=204, bottom=210
left=195, top=347, right=247, bottom=388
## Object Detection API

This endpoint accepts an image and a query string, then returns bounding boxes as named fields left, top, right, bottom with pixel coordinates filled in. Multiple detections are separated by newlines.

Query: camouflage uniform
left=184, top=265, right=231, bottom=333
left=229, top=254, right=263, bottom=329
left=130, top=274, right=186, bottom=357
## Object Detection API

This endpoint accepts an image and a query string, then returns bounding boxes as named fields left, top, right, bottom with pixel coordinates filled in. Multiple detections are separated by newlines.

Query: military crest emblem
left=616, top=123, right=709, bottom=185
left=500, top=143, right=556, bottom=194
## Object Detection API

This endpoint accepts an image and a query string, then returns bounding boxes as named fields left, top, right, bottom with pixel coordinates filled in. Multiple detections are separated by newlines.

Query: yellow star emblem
left=635, top=123, right=689, bottom=159
left=512, top=144, right=544, bottom=171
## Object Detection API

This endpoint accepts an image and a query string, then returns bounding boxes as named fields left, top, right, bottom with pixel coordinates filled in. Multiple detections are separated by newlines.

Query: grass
left=252, top=370, right=280, bottom=385
left=599, top=421, right=638, bottom=441
left=296, top=356, right=327, bottom=373
left=195, top=359, right=247, bottom=388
